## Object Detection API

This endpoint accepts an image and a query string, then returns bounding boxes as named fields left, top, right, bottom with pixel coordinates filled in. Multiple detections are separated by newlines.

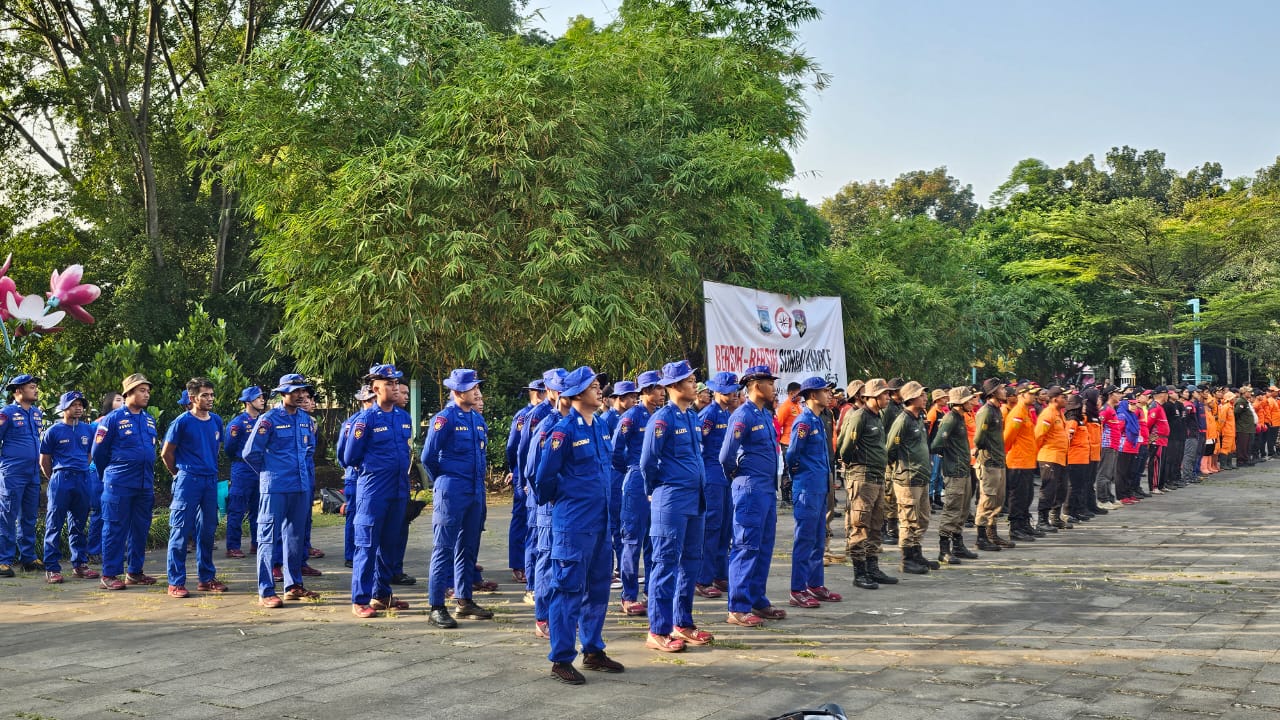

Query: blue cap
left=443, top=368, right=482, bottom=392
left=5, top=373, right=40, bottom=391
left=272, top=373, right=313, bottom=395
left=364, top=363, right=404, bottom=382
left=177, top=389, right=190, bottom=407
left=657, top=360, right=697, bottom=387
left=523, top=379, right=546, bottom=392
left=238, top=386, right=263, bottom=403
left=542, top=368, right=568, bottom=393
left=561, top=366, right=598, bottom=398
left=798, top=376, right=828, bottom=395
left=56, top=391, right=86, bottom=413
left=636, top=370, right=661, bottom=390
left=705, top=372, right=741, bottom=395
left=740, top=365, right=778, bottom=383
left=611, top=380, right=639, bottom=397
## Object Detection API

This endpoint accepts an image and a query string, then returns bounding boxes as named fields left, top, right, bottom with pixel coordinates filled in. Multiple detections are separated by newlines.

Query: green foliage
left=190, top=0, right=823, bottom=378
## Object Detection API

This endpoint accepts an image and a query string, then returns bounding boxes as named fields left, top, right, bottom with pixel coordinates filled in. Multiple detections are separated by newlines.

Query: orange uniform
left=1067, top=419, right=1091, bottom=465
left=777, top=397, right=802, bottom=446
left=1003, top=400, right=1037, bottom=470
left=1086, top=419, right=1102, bottom=463
left=1035, top=404, right=1069, bottom=466
left=1218, top=401, right=1236, bottom=455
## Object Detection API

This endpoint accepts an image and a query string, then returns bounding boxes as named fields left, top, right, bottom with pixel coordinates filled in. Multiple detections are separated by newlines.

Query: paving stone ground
left=4, top=463, right=1280, bottom=720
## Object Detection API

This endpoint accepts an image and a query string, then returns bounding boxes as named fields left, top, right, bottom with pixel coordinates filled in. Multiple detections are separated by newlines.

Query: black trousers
left=1006, top=468, right=1035, bottom=525
left=1036, top=462, right=1068, bottom=514
left=1115, top=452, right=1135, bottom=498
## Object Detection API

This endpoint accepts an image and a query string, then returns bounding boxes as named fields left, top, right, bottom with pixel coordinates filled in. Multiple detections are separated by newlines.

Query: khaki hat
left=931, top=388, right=948, bottom=403
left=948, top=387, right=977, bottom=405
left=846, top=379, right=865, bottom=397
left=121, top=373, right=152, bottom=397
left=862, top=378, right=891, bottom=398
left=899, top=380, right=927, bottom=402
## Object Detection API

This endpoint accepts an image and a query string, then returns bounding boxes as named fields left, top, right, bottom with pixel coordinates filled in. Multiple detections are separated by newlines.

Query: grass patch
left=716, top=640, right=752, bottom=649
left=795, top=651, right=818, bottom=658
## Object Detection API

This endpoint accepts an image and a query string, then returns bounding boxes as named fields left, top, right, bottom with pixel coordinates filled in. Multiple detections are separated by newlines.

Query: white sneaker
left=1151, top=488, right=1164, bottom=495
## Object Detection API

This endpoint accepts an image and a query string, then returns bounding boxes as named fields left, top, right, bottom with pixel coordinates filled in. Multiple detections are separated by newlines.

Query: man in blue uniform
left=0, top=374, right=44, bottom=577
left=718, top=365, right=787, bottom=626
left=39, top=391, right=98, bottom=583
left=336, top=385, right=375, bottom=568
left=505, top=379, right=545, bottom=583
left=224, top=386, right=266, bottom=559
left=92, top=373, right=159, bottom=590
left=522, top=369, right=568, bottom=638
left=534, top=366, right=625, bottom=684
left=242, top=374, right=319, bottom=607
left=612, top=369, right=662, bottom=616
left=341, top=364, right=413, bottom=618
left=695, top=372, right=739, bottom=598
left=786, top=376, right=844, bottom=607
left=383, top=381, right=419, bottom=586
left=161, top=377, right=227, bottom=597
left=422, top=368, right=493, bottom=628
left=87, top=392, right=124, bottom=564
left=640, top=360, right=712, bottom=652
left=604, top=380, right=637, bottom=585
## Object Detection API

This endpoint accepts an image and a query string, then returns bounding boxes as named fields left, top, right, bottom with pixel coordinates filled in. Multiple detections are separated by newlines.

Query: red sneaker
left=807, top=586, right=843, bottom=602
left=620, top=599, right=648, bottom=616
left=308, top=547, right=325, bottom=559
left=72, top=565, right=99, bottom=579
left=225, top=549, right=246, bottom=559
left=125, top=573, right=157, bottom=586
left=352, top=604, right=376, bottom=619
left=283, top=586, right=319, bottom=600
left=534, top=620, right=550, bottom=639
left=645, top=633, right=686, bottom=653
left=272, top=566, right=283, bottom=583
left=370, top=595, right=409, bottom=610
left=472, top=579, right=499, bottom=592
left=712, top=579, right=729, bottom=592
left=788, top=591, right=819, bottom=608
left=726, top=611, right=764, bottom=627
left=694, top=584, right=722, bottom=599
left=46, top=572, right=64, bottom=584
left=752, top=605, right=787, bottom=620
left=259, top=595, right=283, bottom=608
left=300, top=565, right=323, bottom=577
left=197, top=580, right=228, bottom=593
left=671, top=626, right=714, bottom=645
left=168, top=585, right=190, bottom=598
left=100, top=575, right=127, bottom=591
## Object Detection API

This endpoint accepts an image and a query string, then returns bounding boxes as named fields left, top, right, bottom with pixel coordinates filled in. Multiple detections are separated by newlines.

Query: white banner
left=703, top=280, right=847, bottom=390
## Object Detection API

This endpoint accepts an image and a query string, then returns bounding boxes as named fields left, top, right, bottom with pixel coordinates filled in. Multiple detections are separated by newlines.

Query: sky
left=526, top=0, right=1280, bottom=206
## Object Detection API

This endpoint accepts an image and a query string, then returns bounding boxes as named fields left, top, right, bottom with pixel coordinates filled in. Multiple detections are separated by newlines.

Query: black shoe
left=583, top=652, right=625, bottom=673
left=0, top=564, right=14, bottom=578
left=389, top=573, right=416, bottom=585
left=866, top=556, right=898, bottom=584
left=1010, top=527, right=1037, bottom=542
left=344, top=560, right=353, bottom=568
left=455, top=599, right=494, bottom=619
left=852, top=560, right=879, bottom=590
left=900, top=546, right=929, bottom=575
left=964, top=519, right=975, bottom=528
left=951, top=535, right=979, bottom=560
left=551, top=662, right=586, bottom=685
left=1090, top=506, right=1109, bottom=515
left=21, top=559, right=44, bottom=572
left=428, top=606, right=458, bottom=628
left=938, top=537, right=961, bottom=565
left=975, top=527, right=999, bottom=552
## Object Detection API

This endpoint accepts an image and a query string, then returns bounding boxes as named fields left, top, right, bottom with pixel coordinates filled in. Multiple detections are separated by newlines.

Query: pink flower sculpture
left=47, top=264, right=100, bottom=324
left=0, top=255, right=18, bottom=322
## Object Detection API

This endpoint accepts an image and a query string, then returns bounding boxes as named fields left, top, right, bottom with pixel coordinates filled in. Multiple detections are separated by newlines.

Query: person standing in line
left=160, top=377, right=227, bottom=598
left=39, top=391, right=98, bottom=583
left=835, top=379, right=898, bottom=590
left=885, top=381, right=936, bottom=575
left=785, top=376, right=843, bottom=606
left=224, top=387, right=266, bottom=560
left=1003, top=383, right=1039, bottom=541
left=931, top=386, right=980, bottom=564
left=92, top=374, right=159, bottom=590
left=612, top=370, right=663, bottom=616
left=504, top=379, right=545, bottom=584
left=0, top=374, right=45, bottom=577
left=694, top=372, right=739, bottom=599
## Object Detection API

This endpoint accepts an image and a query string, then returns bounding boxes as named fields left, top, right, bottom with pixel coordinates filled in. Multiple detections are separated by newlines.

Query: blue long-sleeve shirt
left=335, top=410, right=365, bottom=483
left=164, top=411, right=224, bottom=477
left=0, top=402, right=43, bottom=473
left=698, top=402, right=732, bottom=486
left=610, top=403, right=652, bottom=474
left=40, top=421, right=92, bottom=472
left=719, top=400, right=779, bottom=482
left=639, top=403, right=705, bottom=505
left=534, top=408, right=610, bottom=533
left=525, top=408, right=568, bottom=500
left=785, top=407, right=829, bottom=498
left=601, top=407, right=621, bottom=438
left=241, top=406, right=315, bottom=494
left=224, top=411, right=258, bottom=481
left=506, top=403, right=535, bottom=489
left=92, top=407, right=158, bottom=491
left=517, top=401, right=551, bottom=493
left=420, top=403, right=488, bottom=496
left=341, top=405, right=412, bottom=501
left=1117, top=400, right=1141, bottom=451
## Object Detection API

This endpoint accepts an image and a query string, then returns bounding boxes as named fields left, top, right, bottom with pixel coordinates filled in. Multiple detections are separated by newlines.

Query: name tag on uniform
left=572, top=439, right=590, bottom=447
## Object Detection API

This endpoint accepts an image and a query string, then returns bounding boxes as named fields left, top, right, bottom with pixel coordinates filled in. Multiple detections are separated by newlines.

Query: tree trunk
left=212, top=182, right=236, bottom=294
left=1226, top=338, right=1233, bottom=385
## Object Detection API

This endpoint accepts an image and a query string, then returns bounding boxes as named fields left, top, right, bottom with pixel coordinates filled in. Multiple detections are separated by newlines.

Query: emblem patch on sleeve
left=433, top=415, right=446, bottom=431
left=550, top=431, right=566, bottom=451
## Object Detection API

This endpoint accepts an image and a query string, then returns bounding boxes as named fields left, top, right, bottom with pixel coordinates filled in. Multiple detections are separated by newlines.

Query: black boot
left=1010, top=522, right=1037, bottom=542
left=951, top=533, right=979, bottom=559
left=852, top=559, right=879, bottom=590
left=1050, top=508, right=1073, bottom=529
left=975, top=526, right=999, bottom=552
left=989, top=525, right=1016, bottom=549
left=1037, top=510, right=1058, bottom=533
left=866, top=555, right=899, bottom=584
left=881, top=521, right=899, bottom=545
left=938, top=536, right=960, bottom=565
left=1028, top=519, right=1047, bottom=537
left=900, top=546, right=929, bottom=574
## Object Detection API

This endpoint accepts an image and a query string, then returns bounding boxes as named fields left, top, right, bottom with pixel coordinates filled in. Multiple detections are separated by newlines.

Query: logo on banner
left=793, top=309, right=808, bottom=337
left=774, top=308, right=793, bottom=339
left=756, top=305, right=772, bottom=335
